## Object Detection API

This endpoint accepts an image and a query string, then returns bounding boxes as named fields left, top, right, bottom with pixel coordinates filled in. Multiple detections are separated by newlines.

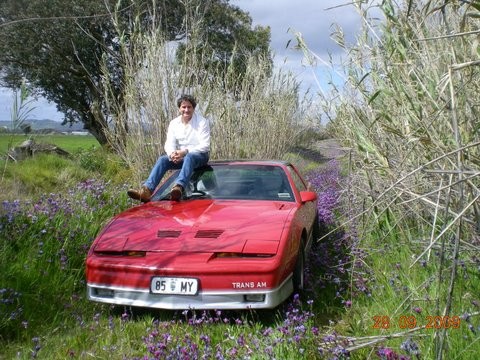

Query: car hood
left=94, top=200, right=295, bottom=253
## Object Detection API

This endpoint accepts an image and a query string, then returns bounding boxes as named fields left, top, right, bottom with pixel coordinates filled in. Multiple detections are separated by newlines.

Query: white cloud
left=230, top=0, right=366, bottom=92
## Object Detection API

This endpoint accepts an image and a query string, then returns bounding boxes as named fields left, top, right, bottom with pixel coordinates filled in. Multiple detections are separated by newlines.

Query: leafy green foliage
left=9, top=81, right=36, bottom=131
left=73, top=146, right=134, bottom=184
left=0, top=0, right=271, bottom=146
left=176, top=1, right=272, bottom=96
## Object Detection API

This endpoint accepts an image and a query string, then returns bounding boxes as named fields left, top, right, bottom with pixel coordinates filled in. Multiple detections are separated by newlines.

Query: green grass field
left=0, top=134, right=129, bottom=203
left=1, top=138, right=478, bottom=359
left=0, top=133, right=99, bottom=154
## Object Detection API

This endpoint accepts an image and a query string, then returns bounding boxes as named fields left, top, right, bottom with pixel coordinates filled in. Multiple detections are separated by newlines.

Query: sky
left=230, top=0, right=364, bottom=92
left=0, top=0, right=368, bottom=123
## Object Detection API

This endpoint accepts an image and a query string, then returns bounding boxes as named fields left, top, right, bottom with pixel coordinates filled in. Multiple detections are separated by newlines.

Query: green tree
left=176, top=1, right=272, bottom=96
left=0, top=0, right=271, bottom=145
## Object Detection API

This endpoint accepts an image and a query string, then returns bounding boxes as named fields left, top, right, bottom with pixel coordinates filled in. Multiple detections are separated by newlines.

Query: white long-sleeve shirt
left=164, top=113, right=210, bottom=155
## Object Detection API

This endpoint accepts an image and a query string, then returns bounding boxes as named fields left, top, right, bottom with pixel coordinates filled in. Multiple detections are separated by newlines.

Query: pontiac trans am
left=86, top=160, right=319, bottom=310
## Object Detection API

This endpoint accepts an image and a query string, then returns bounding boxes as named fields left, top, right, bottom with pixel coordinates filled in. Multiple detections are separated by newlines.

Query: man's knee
left=182, top=153, right=195, bottom=164
left=157, top=154, right=171, bottom=164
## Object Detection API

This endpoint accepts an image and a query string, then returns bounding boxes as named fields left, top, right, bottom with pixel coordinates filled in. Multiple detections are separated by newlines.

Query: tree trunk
left=82, top=106, right=109, bottom=146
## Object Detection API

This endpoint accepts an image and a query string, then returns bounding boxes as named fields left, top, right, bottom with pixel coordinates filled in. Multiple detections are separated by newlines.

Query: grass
left=340, top=227, right=479, bottom=359
left=298, top=1, right=480, bottom=358
left=1, top=1, right=479, bottom=358
left=0, top=145, right=342, bottom=359
left=0, top=138, right=478, bottom=359
left=0, top=133, right=99, bottom=154
left=0, top=137, right=132, bottom=202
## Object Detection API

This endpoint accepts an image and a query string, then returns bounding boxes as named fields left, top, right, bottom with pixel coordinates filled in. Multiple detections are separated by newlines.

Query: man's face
left=179, top=100, right=194, bottom=122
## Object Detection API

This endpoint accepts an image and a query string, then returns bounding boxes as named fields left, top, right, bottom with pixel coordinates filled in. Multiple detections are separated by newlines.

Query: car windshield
left=151, top=164, right=295, bottom=202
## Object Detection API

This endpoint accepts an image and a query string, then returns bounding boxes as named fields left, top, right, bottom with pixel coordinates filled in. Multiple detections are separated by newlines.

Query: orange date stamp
left=372, top=315, right=461, bottom=330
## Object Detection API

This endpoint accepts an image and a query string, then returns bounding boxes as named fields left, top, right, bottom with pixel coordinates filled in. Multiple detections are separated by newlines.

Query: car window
left=213, top=166, right=293, bottom=201
left=151, top=164, right=295, bottom=201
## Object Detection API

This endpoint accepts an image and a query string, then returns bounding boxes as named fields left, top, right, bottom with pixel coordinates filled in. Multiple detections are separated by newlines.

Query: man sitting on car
left=127, top=94, right=210, bottom=202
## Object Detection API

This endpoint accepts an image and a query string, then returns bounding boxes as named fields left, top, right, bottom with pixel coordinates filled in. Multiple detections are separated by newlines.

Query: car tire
left=313, top=214, right=320, bottom=239
left=311, top=214, right=320, bottom=250
left=292, top=243, right=305, bottom=291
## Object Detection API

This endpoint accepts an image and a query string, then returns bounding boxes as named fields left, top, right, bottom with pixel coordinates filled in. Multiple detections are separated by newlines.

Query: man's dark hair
left=177, top=94, right=197, bottom=108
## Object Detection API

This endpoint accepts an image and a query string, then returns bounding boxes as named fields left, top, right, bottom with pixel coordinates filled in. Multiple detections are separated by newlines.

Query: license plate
left=150, top=277, right=198, bottom=295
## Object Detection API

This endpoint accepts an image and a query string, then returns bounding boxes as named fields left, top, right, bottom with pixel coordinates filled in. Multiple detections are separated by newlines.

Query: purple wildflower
left=377, top=347, right=399, bottom=360
left=400, top=337, right=420, bottom=357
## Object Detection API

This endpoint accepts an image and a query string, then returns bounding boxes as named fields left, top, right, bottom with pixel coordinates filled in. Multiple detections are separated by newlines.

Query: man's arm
left=164, top=119, right=177, bottom=156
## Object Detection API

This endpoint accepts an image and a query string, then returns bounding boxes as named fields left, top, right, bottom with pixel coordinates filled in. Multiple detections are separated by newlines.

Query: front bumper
left=87, top=276, right=293, bottom=310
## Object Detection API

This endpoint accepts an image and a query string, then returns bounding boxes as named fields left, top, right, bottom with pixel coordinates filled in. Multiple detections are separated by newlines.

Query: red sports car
left=86, top=160, right=319, bottom=310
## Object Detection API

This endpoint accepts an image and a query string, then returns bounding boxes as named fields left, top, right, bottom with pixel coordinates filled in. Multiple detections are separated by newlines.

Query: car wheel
left=314, top=214, right=320, bottom=238
left=292, top=244, right=305, bottom=291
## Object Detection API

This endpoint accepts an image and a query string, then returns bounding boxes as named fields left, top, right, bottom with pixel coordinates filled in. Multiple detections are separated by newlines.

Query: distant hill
left=0, top=119, right=85, bottom=132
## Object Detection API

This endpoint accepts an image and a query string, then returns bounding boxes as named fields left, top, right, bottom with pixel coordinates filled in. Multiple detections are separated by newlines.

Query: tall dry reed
left=314, top=1, right=479, bottom=256
left=298, top=1, right=479, bottom=358
left=99, top=3, right=315, bottom=184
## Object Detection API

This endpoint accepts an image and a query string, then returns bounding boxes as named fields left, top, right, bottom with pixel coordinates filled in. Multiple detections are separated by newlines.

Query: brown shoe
left=170, top=185, right=183, bottom=201
left=127, top=186, right=152, bottom=202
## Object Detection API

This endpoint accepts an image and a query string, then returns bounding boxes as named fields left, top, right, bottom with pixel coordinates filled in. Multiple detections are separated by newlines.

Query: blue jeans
left=144, top=152, right=209, bottom=192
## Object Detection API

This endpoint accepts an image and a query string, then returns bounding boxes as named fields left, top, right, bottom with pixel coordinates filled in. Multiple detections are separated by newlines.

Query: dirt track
left=292, top=138, right=350, bottom=166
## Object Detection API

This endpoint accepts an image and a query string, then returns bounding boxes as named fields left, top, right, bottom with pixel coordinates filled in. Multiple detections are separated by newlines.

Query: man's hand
left=170, top=150, right=187, bottom=164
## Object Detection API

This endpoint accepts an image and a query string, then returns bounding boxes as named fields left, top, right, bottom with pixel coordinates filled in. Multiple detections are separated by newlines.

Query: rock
left=7, top=139, right=70, bottom=161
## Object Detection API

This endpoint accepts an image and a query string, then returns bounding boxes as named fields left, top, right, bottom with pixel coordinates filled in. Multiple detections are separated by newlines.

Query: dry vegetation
left=2, top=1, right=471, bottom=358
left=100, top=9, right=320, bottom=185
left=296, top=1, right=479, bottom=358
left=313, top=3, right=480, bottom=251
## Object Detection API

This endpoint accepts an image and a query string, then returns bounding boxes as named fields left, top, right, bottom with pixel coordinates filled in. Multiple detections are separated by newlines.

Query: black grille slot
left=157, top=230, right=181, bottom=238
left=195, top=230, right=224, bottom=238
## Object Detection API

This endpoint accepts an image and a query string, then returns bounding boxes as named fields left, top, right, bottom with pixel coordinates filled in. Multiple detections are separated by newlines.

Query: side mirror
left=300, top=191, right=317, bottom=203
